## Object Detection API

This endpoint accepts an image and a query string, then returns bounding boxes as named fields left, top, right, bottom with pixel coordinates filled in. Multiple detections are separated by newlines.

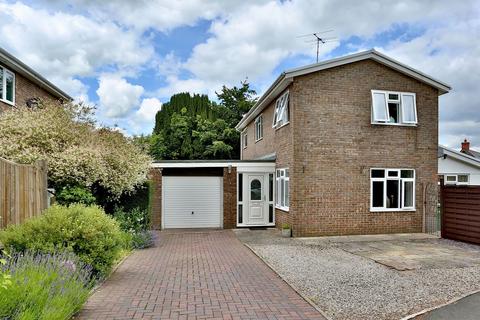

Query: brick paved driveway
left=77, top=230, right=323, bottom=320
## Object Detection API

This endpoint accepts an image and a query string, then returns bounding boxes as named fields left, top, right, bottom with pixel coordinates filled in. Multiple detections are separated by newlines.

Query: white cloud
left=136, top=98, right=163, bottom=123
left=96, top=74, right=144, bottom=118
left=126, top=98, right=163, bottom=134
left=0, top=1, right=153, bottom=99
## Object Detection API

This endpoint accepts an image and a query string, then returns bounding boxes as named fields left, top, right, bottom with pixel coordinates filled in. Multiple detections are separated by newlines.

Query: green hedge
left=93, top=180, right=153, bottom=218
left=0, top=204, right=126, bottom=277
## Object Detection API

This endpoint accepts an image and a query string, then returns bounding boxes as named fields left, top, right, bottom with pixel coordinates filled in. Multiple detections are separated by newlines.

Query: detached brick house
left=150, top=49, right=450, bottom=237
left=0, top=47, right=71, bottom=112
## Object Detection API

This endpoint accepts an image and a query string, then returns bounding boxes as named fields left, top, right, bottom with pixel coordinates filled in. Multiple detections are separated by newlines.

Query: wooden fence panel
left=441, top=185, right=480, bottom=245
left=0, top=158, right=48, bottom=228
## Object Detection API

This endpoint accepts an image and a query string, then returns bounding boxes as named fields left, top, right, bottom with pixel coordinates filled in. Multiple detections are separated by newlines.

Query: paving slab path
left=77, top=230, right=323, bottom=320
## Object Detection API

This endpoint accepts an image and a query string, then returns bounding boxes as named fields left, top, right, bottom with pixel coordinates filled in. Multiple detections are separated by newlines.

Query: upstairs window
left=242, top=130, right=248, bottom=149
left=255, top=115, right=263, bottom=141
left=371, top=90, right=417, bottom=125
left=0, top=66, right=15, bottom=105
left=273, top=91, right=289, bottom=129
left=371, top=168, right=415, bottom=211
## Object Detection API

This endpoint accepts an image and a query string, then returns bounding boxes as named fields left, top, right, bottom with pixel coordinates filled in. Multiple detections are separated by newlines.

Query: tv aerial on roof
left=296, top=30, right=338, bottom=63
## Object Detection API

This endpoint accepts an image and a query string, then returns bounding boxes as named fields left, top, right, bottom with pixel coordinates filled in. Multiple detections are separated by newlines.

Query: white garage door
left=162, top=176, right=223, bottom=229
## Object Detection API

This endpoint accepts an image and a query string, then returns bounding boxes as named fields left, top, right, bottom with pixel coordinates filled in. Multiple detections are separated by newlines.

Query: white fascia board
left=286, top=50, right=451, bottom=94
left=0, top=48, right=72, bottom=101
left=235, top=50, right=451, bottom=131
left=150, top=161, right=276, bottom=169
left=236, top=76, right=292, bottom=131
left=440, top=145, right=480, bottom=168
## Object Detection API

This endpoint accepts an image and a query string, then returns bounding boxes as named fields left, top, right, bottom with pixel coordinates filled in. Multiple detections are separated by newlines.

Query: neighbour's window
left=273, top=91, right=289, bottom=129
left=255, top=115, right=263, bottom=141
left=370, top=169, right=415, bottom=211
left=445, top=174, right=469, bottom=185
left=0, top=66, right=15, bottom=105
left=242, top=130, right=248, bottom=149
left=275, top=168, right=289, bottom=210
left=371, top=90, right=417, bottom=125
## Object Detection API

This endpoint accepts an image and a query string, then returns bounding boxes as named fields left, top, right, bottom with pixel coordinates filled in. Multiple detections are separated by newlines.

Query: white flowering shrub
left=0, top=103, right=151, bottom=196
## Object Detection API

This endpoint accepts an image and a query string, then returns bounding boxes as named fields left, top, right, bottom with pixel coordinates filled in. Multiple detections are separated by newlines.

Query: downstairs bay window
left=275, top=168, right=289, bottom=211
left=370, top=168, right=415, bottom=211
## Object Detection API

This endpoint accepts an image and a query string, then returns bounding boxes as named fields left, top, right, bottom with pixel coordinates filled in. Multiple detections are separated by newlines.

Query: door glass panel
left=250, top=179, right=262, bottom=200
left=238, top=204, right=243, bottom=224
left=269, top=204, right=273, bottom=223
left=238, top=174, right=243, bottom=202
left=269, top=174, right=273, bottom=201
left=386, top=180, right=399, bottom=208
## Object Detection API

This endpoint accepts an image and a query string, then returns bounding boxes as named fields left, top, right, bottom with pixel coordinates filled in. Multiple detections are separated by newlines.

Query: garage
left=162, top=175, right=223, bottom=228
left=149, top=160, right=276, bottom=230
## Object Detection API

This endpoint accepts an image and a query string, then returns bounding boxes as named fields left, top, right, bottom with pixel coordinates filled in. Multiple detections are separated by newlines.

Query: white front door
left=246, top=174, right=267, bottom=225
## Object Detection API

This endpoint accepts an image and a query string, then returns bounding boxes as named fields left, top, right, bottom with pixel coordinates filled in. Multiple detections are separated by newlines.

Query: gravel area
left=235, top=229, right=480, bottom=320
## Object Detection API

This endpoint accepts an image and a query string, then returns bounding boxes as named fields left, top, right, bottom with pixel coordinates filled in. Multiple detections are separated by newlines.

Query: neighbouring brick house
left=150, top=49, right=450, bottom=237
left=0, top=47, right=71, bottom=112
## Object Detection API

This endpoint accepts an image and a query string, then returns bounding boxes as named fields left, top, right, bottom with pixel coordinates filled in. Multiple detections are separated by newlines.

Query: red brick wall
left=242, top=59, right=439, bottom=236
left=0, top=65, right=62, bottom=112
left=148, top=168, right=162, bottom=230
left=223, top=167, right=237, bottom=229
left=241, top=88, right=295, bottom=229
left=291, top=60, right=438, bottom=236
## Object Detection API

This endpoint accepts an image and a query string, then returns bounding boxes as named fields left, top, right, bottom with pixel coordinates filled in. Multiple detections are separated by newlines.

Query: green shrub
left=0, top=251, right=11, bottom=290
left=56, top=184, right=96, bottom=206
left=113, top=207, right=150, bottom=233
left=0, top=251, right=93, bottom=320
left=113, top=207, right=154, bottom=249
left=131, top=231, right=155, bottom=249
left=281, top=223, right=291, bottom=230
left=0, top=204, right=126, bottom=277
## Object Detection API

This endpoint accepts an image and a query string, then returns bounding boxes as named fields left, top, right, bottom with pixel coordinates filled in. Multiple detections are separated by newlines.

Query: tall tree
left=150, top=82, right=257, bottom=160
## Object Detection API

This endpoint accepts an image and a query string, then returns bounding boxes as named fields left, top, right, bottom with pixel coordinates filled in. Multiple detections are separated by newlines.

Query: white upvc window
left=273, top=91, right=289, bottom=129
left=445, top=174, right=469, bottom=185
left=370, top=168, right=415, bottom=211
left=0, top=66, right=15, bottom=105
left=255, top=115, right=263, bottom=141
left=371, top=90, right=417, bottom=125
left=275, top=168, right=289, bottom=211
left=242, top=129, right=248, bottom=149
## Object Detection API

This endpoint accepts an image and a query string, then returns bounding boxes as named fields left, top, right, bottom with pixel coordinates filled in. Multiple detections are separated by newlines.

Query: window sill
left=275, top=206, right=290, bottom=212
left=371, top=122, right=417, bottom=127
left=370, top=208, right=416, bottom=212
left=0, top=98, right=14, bottom=106
left=255, top=137, right=263, bottom=143
left=273, top=122, right=290, bottom=131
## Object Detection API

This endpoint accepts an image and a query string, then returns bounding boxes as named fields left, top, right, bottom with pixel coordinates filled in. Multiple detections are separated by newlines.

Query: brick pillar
left=148, top=167, right=162, bottom=230
left=223, top=167, right=237, bottom=229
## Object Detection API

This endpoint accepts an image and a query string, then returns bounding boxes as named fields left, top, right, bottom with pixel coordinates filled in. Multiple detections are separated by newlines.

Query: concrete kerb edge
left=88, top=250, right=133, bottom=294
left=400, top=288, right=480, bottom=320
left=242, top=242, right=333, bottom=320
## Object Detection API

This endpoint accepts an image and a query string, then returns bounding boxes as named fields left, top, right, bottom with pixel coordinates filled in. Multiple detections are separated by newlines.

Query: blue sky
left=0, top=0, right=479, bottom=149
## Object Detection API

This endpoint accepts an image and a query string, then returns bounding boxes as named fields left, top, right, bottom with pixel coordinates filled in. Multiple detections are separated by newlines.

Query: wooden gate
left=0, top=158, right=48, bottom=228
left=441, top=184, right=480, bottom=244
